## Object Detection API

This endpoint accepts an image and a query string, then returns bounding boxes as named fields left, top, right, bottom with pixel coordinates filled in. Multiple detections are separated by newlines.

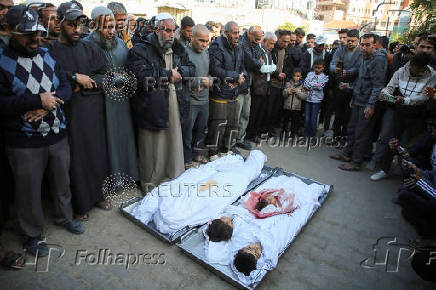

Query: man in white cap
left=300, top=34, right=327, bottom=77
left=126, top=12, right=195, bottom=189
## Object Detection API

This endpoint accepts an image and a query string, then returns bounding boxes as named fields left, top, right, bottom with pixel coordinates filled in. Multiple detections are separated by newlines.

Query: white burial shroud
left=126, top=150, right=267, bottom=234
left=203, top=175, right=329, bottom=286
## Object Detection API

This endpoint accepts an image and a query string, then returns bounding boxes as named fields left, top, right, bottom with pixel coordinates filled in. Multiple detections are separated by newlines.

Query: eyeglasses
left=419, top=45, right=434, bottom=50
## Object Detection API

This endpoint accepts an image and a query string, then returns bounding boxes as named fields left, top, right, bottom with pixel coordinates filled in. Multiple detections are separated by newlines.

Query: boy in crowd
left=282, top=68, right=308, bottom=137
left=303, top=60, right=328, bottom=139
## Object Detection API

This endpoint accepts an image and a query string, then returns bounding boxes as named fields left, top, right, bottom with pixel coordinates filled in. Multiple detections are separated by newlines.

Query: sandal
left=0, top=251, right=25, bottom=270
left=329, top=154, right=351, bottom=162
left=74, top=213, right=89, bottom=222
left=97, top=201, right=112, bottom=211
left=339, top=163, right=361, bottom=171
left=194, top=155, right=209, bottom=164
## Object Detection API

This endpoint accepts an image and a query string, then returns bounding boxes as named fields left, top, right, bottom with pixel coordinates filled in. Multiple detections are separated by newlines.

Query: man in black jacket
left=126, top=13, right=195, bottom=189
left=299, top=34, right=327, bottom=77
left=236, top=25, right=263, bottom=150
left=288, top=32, right=302, bottom=69
left=207, top=21, right=247, bottom=156
left=266, top=29, right=292, bottom=137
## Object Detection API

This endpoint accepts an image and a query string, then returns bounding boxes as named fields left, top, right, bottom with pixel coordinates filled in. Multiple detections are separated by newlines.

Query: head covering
left=26, top=0, right=40, bottom=7
left=315, top=35, right=327, bottom=45
left=6, top=5, right=46, bottom=33
left=91, top=6, right=114, bottom=20
left=155, top=12, right=173, bottom=22
left=57, top=2, right=86, bottom=21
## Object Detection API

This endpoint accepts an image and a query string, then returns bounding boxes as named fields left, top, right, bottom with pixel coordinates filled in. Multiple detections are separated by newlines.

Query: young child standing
left=303, top=59, right=329, bottom=137
left=283, top=68, right=308, bottom=137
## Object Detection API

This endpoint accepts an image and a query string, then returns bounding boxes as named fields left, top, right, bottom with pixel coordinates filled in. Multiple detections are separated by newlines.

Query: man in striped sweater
left=396, top=118, right=436, bottom=237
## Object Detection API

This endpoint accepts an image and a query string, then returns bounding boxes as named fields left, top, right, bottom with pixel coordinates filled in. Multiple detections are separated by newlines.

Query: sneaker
left=65, top=219, right=85, bottom=235
left=236, top=140, right=252, bottom=150
left=24, top=236, right=49, bottom=257
left=370, top=170, right=389, bottom=181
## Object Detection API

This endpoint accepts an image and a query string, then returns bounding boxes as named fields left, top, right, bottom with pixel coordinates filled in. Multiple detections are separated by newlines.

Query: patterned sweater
left=303, top=71, right=329, bottom=103
left=0, top=45, right=71, bottom=148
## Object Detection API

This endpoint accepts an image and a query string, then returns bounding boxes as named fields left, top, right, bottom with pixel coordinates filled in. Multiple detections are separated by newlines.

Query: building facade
left=315, top=0, right=411, bottom=35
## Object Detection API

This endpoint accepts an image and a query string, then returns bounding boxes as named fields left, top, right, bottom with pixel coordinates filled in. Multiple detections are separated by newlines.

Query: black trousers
left=282, top=109, right=303, bottom=136
left=343, top=105, right=376, bottom=165
left=266, top=86, right=283, bottom=132
left=206, top=98, right=239, bottom=154
left=333, top=89, right=352, bottom=138
left=320, top=86, right=335, bottom=131
left=398, top=186, right=436, bottom=237
left=6, top=138, right=73, bottom=238
left=0, top=130, right=13, bottom=231
left=246, top=93, right=268, bottom=139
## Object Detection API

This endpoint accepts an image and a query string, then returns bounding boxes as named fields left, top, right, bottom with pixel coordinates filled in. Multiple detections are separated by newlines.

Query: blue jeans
left=304, top=102, right=321, bottom=137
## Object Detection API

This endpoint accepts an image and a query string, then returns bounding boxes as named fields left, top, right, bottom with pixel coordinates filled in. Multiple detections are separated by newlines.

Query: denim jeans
left=304, top=102, right=321, bottom=137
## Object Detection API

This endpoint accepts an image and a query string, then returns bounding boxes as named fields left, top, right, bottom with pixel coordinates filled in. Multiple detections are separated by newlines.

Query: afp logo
left=24, top=238, right=65, bottom=272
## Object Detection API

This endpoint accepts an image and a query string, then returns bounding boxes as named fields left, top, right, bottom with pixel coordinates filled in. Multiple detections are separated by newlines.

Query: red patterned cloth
left=242, top=188, right=296, bottom=219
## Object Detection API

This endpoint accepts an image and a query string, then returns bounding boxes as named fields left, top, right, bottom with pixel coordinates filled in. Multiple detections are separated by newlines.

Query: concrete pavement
left=1, top=141, right=434, bottom=290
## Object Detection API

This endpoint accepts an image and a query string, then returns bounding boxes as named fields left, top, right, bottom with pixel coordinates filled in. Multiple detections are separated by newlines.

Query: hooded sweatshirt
left=381, top=62, right=436, bottom=106
left=352, top=48, right=388, bottom=108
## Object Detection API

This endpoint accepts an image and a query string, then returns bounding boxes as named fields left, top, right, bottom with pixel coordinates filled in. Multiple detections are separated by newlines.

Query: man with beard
left=330, top=33, right=388, bottom=172
left=126, top=13, right=195, bottom=189
left=46, top=2, right=111, bottom=221
left=85, top=6, right=139, bottom=183
left=288, top=32, right=302, bottom=69
left=0, top=0, right=27, bottom=269
left=246, top=32, right=277, bottom=143
left=0, top=4, right=84, bottom=256
left=107, top=2, right=131, bottom=49
left=236, top=26, right=264, bottom=151
left=207, top=21, right=247, bottom=156
left=37, top=3, right=60, bottom=45
left=329, top=29, right=361, bottom=142
left=267, top=29, right=292, bottom=137
left=321, top=29, right=348, bottom=134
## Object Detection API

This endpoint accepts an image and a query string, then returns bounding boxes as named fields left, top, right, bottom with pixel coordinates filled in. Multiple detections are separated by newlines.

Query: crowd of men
left=0, top=0, right=435, bottom=276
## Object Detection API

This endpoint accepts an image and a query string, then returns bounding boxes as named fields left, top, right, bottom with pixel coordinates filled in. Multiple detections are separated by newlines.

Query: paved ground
left=1, top=140, right=434, bottom=290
